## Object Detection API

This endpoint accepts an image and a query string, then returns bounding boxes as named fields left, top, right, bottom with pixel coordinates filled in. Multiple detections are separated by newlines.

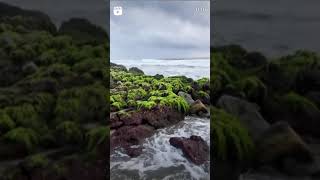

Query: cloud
left=110, top=1, right=210, bottom=59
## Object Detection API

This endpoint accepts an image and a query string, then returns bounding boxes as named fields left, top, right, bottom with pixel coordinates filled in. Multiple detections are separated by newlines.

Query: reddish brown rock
left=125, top=146, right=143, bottom=157
left=143, top=106, right=185, bottom=128
left=110, top=106, right=185, bottom=156
left=120, top=112, right=143, bottom=126
left=111, top=106, right=185, bottom=130
left=169, top=135, right=209, bottom=165
left=110, top=112, right=123, bottom=129
left=111, top=125, right=155, bottom=150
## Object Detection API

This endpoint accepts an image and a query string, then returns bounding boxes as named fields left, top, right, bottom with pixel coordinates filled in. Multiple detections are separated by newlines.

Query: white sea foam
left=110, top=116, right=210, bottom=180
left=111, top=59, right=210, bottom=80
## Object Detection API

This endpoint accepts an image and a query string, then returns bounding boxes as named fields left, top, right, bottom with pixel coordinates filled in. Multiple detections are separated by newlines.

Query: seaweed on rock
left=55, top=121, right=83, bottom=145
left=0, top=110, right=15, bottom=132
left=211, top=107, right=254, bottom=160
left=2, top=127, right=39, bottom=152
left=0, top=6, right=110, bottom=178
left=4, top=104, right=43, bottom=130
left=86, top=126, right=109, bottom=151
left=110, top=68, right=193, bottom=113
left=234, top=76, right=267, bottom=103
left=137, top=100, right=157, bottom=110
left=281, top=92, right=320, bottom=114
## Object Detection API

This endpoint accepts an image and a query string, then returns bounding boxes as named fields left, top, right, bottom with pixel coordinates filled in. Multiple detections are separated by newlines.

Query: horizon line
left=110, top=57, right=210, bottom=60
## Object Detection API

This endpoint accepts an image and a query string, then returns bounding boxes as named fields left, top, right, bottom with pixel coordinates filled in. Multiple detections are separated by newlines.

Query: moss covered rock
left=217, top=95, right=270, bottom=140
left=128, top=67, right=144, bottom=75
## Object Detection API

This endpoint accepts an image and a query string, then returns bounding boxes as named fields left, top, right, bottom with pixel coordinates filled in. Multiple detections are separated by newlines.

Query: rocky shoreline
left=0, top=2, right=109, bottom=179
left=110, top=63, right=210, bottom=165
left=212, top=45, right=320, bottom=180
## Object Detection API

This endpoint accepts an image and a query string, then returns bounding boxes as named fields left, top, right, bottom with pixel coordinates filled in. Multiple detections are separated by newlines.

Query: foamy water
left=111, top=59, right=210, bottom=80
left=110, top=116, right=210, bottom=180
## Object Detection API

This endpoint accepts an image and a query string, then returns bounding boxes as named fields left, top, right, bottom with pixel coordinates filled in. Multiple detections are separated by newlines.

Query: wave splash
left=110, top=116, right=210, bottom=180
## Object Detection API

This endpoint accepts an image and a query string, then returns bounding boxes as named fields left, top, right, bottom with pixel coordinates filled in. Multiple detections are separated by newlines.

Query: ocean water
left=111, top=59, right=210, bottom=80
left=110, top=116, right=210, bottom=180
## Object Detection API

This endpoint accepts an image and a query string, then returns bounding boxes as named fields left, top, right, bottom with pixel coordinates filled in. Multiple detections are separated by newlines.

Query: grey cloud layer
left=111, top=1, right=210, bottom=59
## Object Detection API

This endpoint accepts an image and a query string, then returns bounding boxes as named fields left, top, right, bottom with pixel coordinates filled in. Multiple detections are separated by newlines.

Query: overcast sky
left=110, top=1, right=210, bottom=60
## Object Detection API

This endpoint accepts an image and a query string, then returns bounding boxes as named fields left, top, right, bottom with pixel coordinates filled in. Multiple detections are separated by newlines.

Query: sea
left=111, top=58, right=210, bottom=80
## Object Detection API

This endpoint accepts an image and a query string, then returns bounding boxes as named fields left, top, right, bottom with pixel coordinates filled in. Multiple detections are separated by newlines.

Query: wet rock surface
left=110, top=106, right=185, bottom=129
left=110, top=106, right=185, bottom=156
left=143, top=106, right=185, bottom=128
left=110, top=125, right=155, bottom=151
left=125, top=146, right=143, bottom=158
left=169, top=135, right=209, bottom=165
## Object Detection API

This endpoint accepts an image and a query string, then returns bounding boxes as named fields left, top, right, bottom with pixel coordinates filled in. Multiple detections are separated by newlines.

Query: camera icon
left=113, top=6, right=123, bottom=16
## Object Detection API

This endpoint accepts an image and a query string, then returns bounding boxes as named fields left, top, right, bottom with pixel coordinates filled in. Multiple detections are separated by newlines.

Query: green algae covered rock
left=110, top=67, right=198, bottom=114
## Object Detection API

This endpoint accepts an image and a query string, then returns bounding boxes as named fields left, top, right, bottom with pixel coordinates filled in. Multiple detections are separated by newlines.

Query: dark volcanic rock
left=110, top=63, right=127, bottom=72
left=59, top=18, right=108, bottom=44
left=266, top=94, right=320, bottom=138
left=256, top=122, right=314, bottom=166
left=129, top=67, right=144, bottom=75
left=306, top=91, right=320, bottom=107
left=153, top=74, right=164, bottom=80
left=169, top=135, right=209, bottom=165
left=111, top=125, right=155, bottom=150
left=282, top=157, right=320, bottom=176
left=296, top=69, right=320, bottom=93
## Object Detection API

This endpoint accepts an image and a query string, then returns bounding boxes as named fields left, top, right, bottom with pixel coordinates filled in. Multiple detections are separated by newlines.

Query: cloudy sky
left=213, top=0, right=320, bottom=57
left=110, top=1, right=210, bottom=60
